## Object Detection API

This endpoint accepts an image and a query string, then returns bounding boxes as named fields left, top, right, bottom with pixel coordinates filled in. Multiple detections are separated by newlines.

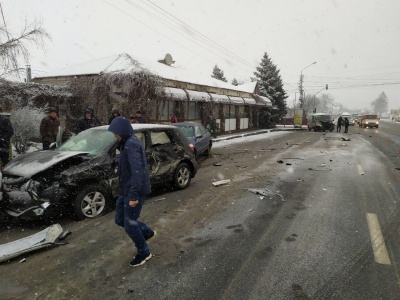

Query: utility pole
left=299, top=62, right=316, bottom=108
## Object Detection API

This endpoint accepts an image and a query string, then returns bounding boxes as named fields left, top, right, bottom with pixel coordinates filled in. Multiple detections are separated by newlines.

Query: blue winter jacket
left=108, top=117, right=151, bottom=201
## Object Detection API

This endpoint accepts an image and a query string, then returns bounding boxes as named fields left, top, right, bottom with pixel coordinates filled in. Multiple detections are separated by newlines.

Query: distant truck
left=360, top=113, right=379, bottom=128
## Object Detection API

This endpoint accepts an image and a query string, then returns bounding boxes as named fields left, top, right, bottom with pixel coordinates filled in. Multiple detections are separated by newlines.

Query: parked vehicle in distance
left=307, top=113, right=335, bottom=132
left=0, top=124, right=198, bottom=221
left=353, top=114, right=363, bottom=125
left=341, top=112, right=354, bottom=125
left=360, top=113, right=379, bottom=128
left=173, top=122, right=212, bottom=157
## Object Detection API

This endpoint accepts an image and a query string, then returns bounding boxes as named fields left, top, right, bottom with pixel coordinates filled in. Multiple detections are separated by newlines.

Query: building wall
left=34, top=75, right=264, bottom=133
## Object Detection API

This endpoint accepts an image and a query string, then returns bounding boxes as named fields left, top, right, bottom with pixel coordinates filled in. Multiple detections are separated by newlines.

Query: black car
left=0, top=124, right=197, bottom=221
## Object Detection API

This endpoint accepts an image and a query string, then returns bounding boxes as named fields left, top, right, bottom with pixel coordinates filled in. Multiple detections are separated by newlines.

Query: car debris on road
left=0, top=224, right=70, bottom=263
left=212, top=179, right=230, bottom=186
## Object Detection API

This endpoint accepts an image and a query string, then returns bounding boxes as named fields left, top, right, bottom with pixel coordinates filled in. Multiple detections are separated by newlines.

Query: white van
left=341, top=112, right=353, bottom=125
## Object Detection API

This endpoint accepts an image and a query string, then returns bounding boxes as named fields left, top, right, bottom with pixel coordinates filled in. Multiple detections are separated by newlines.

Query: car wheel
left=173, top=162, right=192, bottom=190
left=72, top=184, right=111, bottom=220
left=308, top=126, right=311, bottom=131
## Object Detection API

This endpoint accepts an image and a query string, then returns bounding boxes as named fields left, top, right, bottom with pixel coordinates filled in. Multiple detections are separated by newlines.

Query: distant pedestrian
left=76, top=109, right=98, bottom=134
left=129, top=116, right=137, bottom=124
left=86, top=106, right=101, bottom=126
left=134, top=110, right=148, bottom=123
left=108, top=116, right=154, bottom=267
left=0, top=108, right=14, bottom=167
left=170, top=115, right=178, bottom=124
left=344, top=117, right=349, bottom=133
left=337, top=116, right=343, bottom=133
left=108, top=109, right=121, bottom=124
left=40, top=107, right=60, bottom=150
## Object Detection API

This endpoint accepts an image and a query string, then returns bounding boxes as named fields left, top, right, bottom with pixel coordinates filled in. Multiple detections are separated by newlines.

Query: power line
left=123, top=0, right=254, bottom=74
left=102, top=0, right=224, bottom=73
left=141, top=0, right=256, bottom=70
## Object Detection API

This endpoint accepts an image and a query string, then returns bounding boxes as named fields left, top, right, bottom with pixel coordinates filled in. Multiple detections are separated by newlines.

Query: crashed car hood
left=3, top=151, right=89, bottom=178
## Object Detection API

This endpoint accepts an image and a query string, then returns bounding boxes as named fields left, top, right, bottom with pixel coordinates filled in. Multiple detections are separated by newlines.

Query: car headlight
left=376, top=121, right=379, bottom=124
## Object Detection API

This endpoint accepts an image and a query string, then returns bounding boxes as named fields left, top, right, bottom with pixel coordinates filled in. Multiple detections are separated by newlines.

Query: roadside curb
left=212, top=127, right=306, bottom=143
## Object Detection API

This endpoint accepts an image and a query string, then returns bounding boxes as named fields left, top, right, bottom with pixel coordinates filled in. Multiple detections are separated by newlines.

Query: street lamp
left=312, top=84, right=328, bottom=113
left=299, top=61, right=316, bottom=107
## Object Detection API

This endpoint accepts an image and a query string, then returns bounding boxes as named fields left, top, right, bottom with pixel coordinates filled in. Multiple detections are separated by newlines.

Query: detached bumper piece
left=0, top=224, right=70, bottom=263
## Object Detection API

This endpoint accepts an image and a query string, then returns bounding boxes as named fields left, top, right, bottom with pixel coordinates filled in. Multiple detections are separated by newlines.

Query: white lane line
left=357, top=164, right=364, bottom=175
left=366, top=213, right=391, bottom=265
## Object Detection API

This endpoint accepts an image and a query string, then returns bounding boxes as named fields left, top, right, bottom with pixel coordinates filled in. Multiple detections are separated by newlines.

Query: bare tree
left=10, top=106, right=46, bottom=153
left=0, top=17, right=51, bottom=78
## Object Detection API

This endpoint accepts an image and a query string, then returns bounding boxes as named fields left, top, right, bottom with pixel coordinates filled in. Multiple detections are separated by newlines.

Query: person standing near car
left=76, top=109, right=96, bottom=134
left=0, top=108, right=14, bottom=168
left=40, top=107, right=60, bottom=150
left=108, top=109, right=121, bottom=124
left=344, top=117, right=349, bottom=133
left=134, top=110, right=148, bottom=123
left=337, top=116, right=343, bottom=133
left=108, top=116, right=154, bottom=267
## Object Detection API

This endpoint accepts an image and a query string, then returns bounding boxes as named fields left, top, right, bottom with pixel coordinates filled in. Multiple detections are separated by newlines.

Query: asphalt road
left=1, top=123, right=400, bottom=299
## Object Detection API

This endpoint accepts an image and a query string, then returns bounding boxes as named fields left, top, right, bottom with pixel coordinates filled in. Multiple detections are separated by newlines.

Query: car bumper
left=0, top=190, right=53, bottom=219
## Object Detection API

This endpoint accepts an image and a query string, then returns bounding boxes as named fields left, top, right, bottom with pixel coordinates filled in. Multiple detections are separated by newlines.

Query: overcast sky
left=2, top=0, right=400, bottom=111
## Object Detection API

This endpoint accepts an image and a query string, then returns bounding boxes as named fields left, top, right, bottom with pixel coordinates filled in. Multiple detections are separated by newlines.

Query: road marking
left=357, top=164, right=364, bottom=175
left=366, top=213, right=391, bottom=265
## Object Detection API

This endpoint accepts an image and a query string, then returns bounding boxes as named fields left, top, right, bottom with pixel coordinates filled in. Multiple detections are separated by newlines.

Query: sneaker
left=130, top=253, right=153, bottom=267
left=145, top=230, right=157, bottom=241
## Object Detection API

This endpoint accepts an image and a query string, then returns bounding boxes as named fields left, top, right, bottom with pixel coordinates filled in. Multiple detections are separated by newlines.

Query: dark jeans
left=337, top=125, right=341, bottom=133
left=115, top=196, right=153, bottom=255
left=0, top=149, right=10, bottom=167
left=43, top=141, right=51, bottom=150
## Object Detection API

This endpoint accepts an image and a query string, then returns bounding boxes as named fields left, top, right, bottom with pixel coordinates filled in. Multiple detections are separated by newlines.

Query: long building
left=33, top=53, right=273, bottom=133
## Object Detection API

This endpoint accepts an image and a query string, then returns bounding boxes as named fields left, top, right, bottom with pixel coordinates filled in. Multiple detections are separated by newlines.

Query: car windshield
left=365, top=115, right=378, bottom=119
left=58, top=129, right=116, bottom=156
left=314, top=115, right=331, bottom=121
left=175, top=125, right=195, bottom=138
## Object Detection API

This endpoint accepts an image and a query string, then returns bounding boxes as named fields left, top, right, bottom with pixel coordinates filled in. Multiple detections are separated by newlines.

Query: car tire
left=72, top=184, right=111, bottom=220
left=308, top=126, right=311, bottom=131
left=173, top=162, right=192, bottom=190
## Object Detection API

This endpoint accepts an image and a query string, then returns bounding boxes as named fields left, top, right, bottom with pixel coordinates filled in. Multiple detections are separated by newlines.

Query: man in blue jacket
left=108, top=116, right=155, bottom=267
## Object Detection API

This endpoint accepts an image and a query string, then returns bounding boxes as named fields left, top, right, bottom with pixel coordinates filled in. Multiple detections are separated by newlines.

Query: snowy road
left=1, top=127, right=400, bottom=299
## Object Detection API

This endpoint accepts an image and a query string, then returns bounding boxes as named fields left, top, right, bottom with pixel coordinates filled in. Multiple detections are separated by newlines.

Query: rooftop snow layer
left=34, top=53, right=259, bottom=94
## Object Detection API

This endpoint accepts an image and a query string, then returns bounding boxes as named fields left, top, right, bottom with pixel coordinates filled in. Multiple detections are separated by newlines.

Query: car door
left=146, top=129, right=182, bottom=182
left=196, top=125, right=210, bottom=154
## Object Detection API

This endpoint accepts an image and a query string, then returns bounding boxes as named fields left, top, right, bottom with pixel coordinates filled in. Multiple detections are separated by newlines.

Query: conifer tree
left=253, top=52, right=287, bottom=122
left=371, top=92, right=388, bottom=116
left=231, top=78, right=239, bottom=86
left=211, top=65, right=227, bottom=82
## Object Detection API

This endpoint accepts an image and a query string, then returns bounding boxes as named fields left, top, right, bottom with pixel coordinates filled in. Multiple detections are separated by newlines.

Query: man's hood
left=108, top=116, right=133, bottom=140
left=3, top=151, right=88, bottom=178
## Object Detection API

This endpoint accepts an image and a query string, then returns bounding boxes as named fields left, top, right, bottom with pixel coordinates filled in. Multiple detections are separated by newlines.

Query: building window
left=223, top=105, right=235, bottom=119
left=158, top=100, right=169, bottom=121
left=187, top=101, right=200, bottom=120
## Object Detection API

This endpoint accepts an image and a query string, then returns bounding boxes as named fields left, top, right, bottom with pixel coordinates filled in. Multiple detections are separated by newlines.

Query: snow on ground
left=213, top=131, right=290, bottom=148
